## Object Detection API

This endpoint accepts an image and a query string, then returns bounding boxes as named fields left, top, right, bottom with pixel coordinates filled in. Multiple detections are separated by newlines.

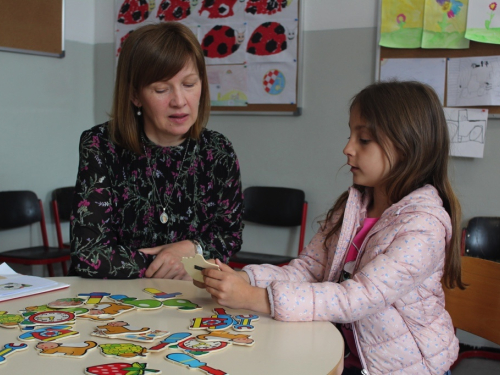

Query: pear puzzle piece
left=148, top=332, right=193, bottom=353
left=18, top=325, right=80, bottom=342
left=98, top=343, right=149, bottom=359
left=189, top=308, right=235, bottom=332
left=0, top=311, right=24, bottom=328
left=0, top=343, right=28, bottom=365
left=195, top=331, right=254, bottom=347
left=181, top=254, right=219, bottom=283
left=162, top=299, right=202, bottom=312
left=85, top=362, right=162, bottom=375
left=35, top=340, right=98, bottom=358
left=143, top=288, right=182, bottom=300
left=166, top=353, right=228, bottom=375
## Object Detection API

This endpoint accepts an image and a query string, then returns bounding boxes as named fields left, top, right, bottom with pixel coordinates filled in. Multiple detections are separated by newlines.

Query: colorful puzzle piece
left=19, top=310, right=76, bottom=328
left=195, top=331, right=254, bottom=347
left=189, top=308, right=235, bottom=332
left=0, top=343, right=28, bottom=365
left=148, top=332, right=193, bottom=353
left=18, top=325, right=79, bottom=342
left=166, top=353, right=228, bottom=375
left=47, top=298, right=86, bottom=309
left=20, top=305, right=89, bottom=316
left=35, top=340, right=98, bottom=358
left=233, top=314, right=260, bottom=331
left=168, top=337, right=229, bottom=357
left=0, top=311, right=24, bottom=328
left=87, top=302, right=136, bottom=317
left=85, top=362, right=161, bottom=375
left=78, top=292, right=111, bottom=305
left=162, top=299, right=202, bottom=312
left=181, top=254, right=219, bottom=283
left=143, top=288, right=182, bottom=300
left=93, top=321, right=151, bottom=337
left=99, top=330, right=170, bottom=343
left=109, top=295, right=163, bottom=310
left=98, top=343, right=148, bottom=359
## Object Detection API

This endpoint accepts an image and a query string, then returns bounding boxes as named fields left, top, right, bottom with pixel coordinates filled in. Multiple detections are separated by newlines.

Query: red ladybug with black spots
left=201, top=25, right=245, bottom=58
left=247, top=21, right=287, bottom=56
left=245, top=0, right=289, bottom=15
left=157, top=0, right=191, bottom=21
left=199, top=0, right=239, bottom=19
left=117, top=0, right=154, bottom=24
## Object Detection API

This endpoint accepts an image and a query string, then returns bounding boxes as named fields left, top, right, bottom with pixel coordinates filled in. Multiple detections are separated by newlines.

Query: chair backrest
left=444, top=256, right=500, bottom=345
left=52, top=186, right=75, bottom=222
left=243, top=186, right=305, bottom=226
left=463, top=216, right=500, bottom=262
left=0, top=190, right=41, bottom=229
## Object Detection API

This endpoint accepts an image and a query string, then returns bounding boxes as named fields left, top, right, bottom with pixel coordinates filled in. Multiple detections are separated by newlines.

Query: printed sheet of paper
left=465, top=0, right=500, bottom=44
left=380, top=58, right=446, bottom=104
left=447, top=56, right=500, bottom=106
left=444, top=107, right=488, bottom=158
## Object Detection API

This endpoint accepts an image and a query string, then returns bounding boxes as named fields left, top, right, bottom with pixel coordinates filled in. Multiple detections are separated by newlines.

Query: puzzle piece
left=35, top=340, right=98, bottom=358
left=19, top=310, right=76, bottom=328
left=85, top=362, right=161, bottom=375
left=189, top=308, right=235, bottom=332
left=98, top=343, right=148, bottom=359
left=148, top=332, right=192, bottom=352
left=93, top=321, right=151, bottom=337
left=78, top=292, right=111, bottom=305
left=168, top=337, right=229, bottom=357
left=108, top=295, right=163, bottom=310
left=47, top=298, right=86, bottom=308
left=97, top=330, right=170, bottom=343
left=166, top=353, right=228, bottom=375
left=233, top=314, right=260, bottom=332
left=181, top=254, right=219, bottom=283
left=143, top=288, right=182, bottom=300
left=20, top=305, right=89, bottom=316
left=87, top=302, right=136, bottom=317
left=162, top=299, right=202, bottom=312
left=0, top=343, right=28, bottom=365
left=0, top=311, right=24, bottom=328
left=195, top=331, right=254, bottom=347
left=18, top=325, right=79, bottom=342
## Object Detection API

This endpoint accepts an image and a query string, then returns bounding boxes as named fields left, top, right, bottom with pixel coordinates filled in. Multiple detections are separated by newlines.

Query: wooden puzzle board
left=0, top=277, right=343, bottom=374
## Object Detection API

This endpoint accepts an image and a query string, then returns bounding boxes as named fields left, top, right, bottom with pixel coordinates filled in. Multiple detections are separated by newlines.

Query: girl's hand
left=139, top=240, right=195, bottom=280
left=202, top=260, right=270, bottom=314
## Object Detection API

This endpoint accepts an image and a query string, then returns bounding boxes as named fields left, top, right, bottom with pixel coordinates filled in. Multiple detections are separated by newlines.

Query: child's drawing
left=465, top=0, right=500, bottom=43
left=444, top=107, right=488, bottom=158
left=379, top=0, right=425, bottom=48
left=422, top=0, right=469, bottom=48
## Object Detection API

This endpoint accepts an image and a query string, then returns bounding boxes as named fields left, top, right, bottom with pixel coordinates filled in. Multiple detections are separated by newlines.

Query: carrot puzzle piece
left=85, top=362, right=161, bottom=375
left=166, top=353, right=227, bottom=375
left=0, top=343, right=28, bottom=365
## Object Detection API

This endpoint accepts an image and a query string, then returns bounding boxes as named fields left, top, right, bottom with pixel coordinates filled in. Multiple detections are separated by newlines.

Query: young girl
left=199, top=81, right=464, bottom=375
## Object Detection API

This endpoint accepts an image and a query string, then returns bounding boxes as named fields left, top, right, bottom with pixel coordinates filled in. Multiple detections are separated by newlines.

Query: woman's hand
left=139, top=240, right=195, bottom=279
left=202, top=260, right=271, bottom=314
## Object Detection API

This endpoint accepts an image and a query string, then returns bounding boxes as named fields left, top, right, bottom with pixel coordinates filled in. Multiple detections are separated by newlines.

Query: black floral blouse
left=69, top=123, right=244, bottom=279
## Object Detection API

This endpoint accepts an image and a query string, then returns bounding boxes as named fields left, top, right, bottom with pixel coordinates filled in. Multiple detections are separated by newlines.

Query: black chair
left=229, top=186, right=308, bottom=269
left=462, top=217, right=500, bottom=262
left=0, top=190, right=70, bottom=276
left=52, top=186, right=74, bottom=249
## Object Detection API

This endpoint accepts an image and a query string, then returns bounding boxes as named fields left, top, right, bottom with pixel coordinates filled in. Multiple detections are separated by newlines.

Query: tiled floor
left=452, top=358, right=500, bottom=375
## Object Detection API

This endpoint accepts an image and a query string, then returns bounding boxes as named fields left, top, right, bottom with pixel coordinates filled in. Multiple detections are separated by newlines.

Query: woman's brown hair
left=323, top=81, right=464, bottom=289
left=109, top=22, right=211, bottom=154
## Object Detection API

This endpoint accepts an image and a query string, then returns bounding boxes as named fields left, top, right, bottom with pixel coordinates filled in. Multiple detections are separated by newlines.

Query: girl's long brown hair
left=324, top=81, right=464, bottom=289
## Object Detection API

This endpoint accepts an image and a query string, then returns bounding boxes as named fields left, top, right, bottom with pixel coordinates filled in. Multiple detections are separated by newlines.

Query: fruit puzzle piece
left=18, top=325, right=79, bottom=342
left=195, top=331, right=254, bottom=347
left=0, top=343, right=28, bottom=365
left=181, top=254, right=219, bottom=283
left=78, top=292, right=111, bottom=305
left=47, top=298, right=86, bottom=309
left=19, top=310, right=76, bottom=328
left=143, top=288, right=182, bottom=300
left=92, top=321, right=151, bottom=337
left=233, top=314, right=260, bottom=332
left=0, top=311, right=24, bottom=328
left=162, top=299, right=202, bottom=312
left=98, top=343, right=149, bottom=359
left=189, top=308, right=235, bottom=332
left=167, top=337, right=229, bottom=357
left=166, top=353, right=228, bottom=375
left=148, top=332, right=193, bottom=353
left=108, top=295, right=163, bottom=310
left=85, top=362, right=162, bottom=375
left=35, top=340, right=98, bottom=358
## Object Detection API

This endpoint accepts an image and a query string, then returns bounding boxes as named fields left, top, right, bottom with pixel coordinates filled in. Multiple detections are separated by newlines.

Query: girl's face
left=343, top=106, right=396, bottom=191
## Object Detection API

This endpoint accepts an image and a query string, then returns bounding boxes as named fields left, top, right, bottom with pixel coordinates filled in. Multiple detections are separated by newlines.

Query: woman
left=69, top=22, right=244, bottom=279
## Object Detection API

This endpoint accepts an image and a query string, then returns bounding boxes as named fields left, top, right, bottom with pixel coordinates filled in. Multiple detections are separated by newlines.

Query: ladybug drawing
left=247, top=22, right=288, bottom=56
left=199, top=0, right=241, bottom=19
left=157, top=0, right=191, bottom=21
left=117, top=0, right=155, bottom=24
left=245, top=0, right=289, bottom=16
left=201, top=25, right=245, bottom=58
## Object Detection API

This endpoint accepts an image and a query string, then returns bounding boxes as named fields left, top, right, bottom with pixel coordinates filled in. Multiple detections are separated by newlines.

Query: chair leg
left=62, top=261, right=68, bottom=276
left=47, top=264, right=55, bottom=277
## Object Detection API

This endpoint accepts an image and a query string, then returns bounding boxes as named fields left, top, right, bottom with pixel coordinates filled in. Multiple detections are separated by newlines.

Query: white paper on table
left=447, top=56, right=500, bottom=106
left=444, top=107, right=488, bottom=158
left=380, top=58, right=446, bottom=105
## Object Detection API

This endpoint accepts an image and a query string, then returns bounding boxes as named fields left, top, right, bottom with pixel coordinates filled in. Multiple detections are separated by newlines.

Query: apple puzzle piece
left=85, top=362, right=161, bottom=375
left=35, top=340, right=98, bottom=358
left=181, top=254, right=219, bottom=283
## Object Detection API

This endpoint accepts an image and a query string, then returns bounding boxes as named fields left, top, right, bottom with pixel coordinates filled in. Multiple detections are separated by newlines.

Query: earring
left=137, top=109, right=142, bottom=116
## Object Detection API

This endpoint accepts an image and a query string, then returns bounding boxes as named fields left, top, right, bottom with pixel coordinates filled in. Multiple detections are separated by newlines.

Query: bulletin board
left=0, top=0, right=65, bottom=58
left=375, top=0, right=500, bottom=117
left=114, top=0, right=303, bottom=116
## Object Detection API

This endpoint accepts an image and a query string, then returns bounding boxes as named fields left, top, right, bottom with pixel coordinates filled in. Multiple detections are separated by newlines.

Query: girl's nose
left=343, top=138, right=353, bottom=156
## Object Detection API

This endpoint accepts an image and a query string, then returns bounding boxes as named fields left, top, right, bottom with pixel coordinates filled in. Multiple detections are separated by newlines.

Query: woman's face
left=132, top=60, right=202, bottom=147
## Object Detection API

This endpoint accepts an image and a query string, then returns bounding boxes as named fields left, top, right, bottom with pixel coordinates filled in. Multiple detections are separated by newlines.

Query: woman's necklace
left=142, top=137, right=191, bottom=224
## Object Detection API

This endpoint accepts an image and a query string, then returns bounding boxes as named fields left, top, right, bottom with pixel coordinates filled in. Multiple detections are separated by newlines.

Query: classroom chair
left=229, top=186, right=308, bottom=269
left=0, top=190, right=70, bottom=276
left=461, top=216, right=500, bottom=262
left=52, top=186, right=75, bottom=249
left=443, top=256, right=500, bottom=369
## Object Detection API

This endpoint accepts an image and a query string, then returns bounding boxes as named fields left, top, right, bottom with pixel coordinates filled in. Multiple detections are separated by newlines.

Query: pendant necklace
left=143, top=137, right=191, bottom=224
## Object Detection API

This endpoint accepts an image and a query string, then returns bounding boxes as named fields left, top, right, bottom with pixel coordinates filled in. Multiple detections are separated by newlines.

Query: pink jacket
left=244, top=185, right=459, bottom=375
